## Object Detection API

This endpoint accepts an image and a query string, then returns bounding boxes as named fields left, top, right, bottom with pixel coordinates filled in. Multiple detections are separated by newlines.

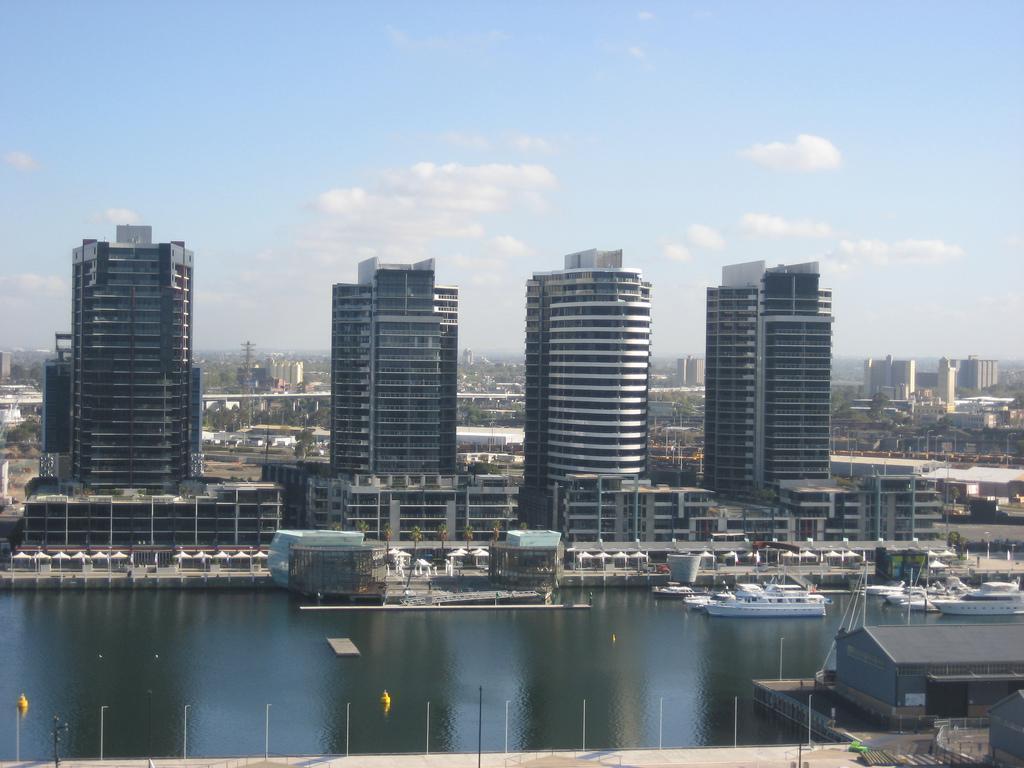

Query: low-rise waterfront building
left=22, top=482, right=282, bottom=548
left=991, top=690, right=1024, bottom=768
left=834, top=624, right=1024, bottom=727
left=268, top=529, right=386, bottom=601
left=489, top=529, right=563, bottom=588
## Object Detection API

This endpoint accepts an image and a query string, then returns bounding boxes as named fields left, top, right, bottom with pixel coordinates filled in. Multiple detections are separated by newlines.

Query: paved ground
left=3, top=745, right=866, bottom=768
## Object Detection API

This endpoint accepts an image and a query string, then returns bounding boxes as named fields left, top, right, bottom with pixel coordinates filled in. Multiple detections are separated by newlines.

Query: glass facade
left=71, top=230, right=193, bottom=492
left=331, top=258, right=457, bottom=475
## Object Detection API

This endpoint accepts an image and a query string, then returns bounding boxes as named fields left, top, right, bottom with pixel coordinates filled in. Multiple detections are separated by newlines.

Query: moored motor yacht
left=704, top=583, right=827, bottom=618
left=932, top=580, right=1024, bottom=616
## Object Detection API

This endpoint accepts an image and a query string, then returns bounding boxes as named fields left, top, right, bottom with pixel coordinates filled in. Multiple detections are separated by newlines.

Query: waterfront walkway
left=0, top=745, right=865, bottom=768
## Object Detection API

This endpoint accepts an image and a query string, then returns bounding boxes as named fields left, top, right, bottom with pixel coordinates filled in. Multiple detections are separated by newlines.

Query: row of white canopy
left=388, top=547, right=489, bottom=559
left=575, top=551, right=649, bottom=560
left=12, top=551, right=267, bottom=561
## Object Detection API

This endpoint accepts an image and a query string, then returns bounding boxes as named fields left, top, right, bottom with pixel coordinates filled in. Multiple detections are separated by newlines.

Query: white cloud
left=740, top=134, right=842, bottom=172
left=0, top=273, right=67, bottom=298
left=101, top=207, right=142, bottom=225
left=3, top=151, right=38, bottom=171
left=662, top=242, right=692, bottom=263
left=510, top=135, right=554, bottom=154
left=687, top=223, right=725, bottom=251
left=628, top=46, right=647, bottom=60
left=827, top=238, right=965, bottom=270
left=637, top=10, right=655, bottom=21
left=490, top=235, right=532, bottom=256
left=441, top=132, right=491, bottom=150
left=306, top=161, right=557, bottom=265
left=740, top=213, right=833, bottom=239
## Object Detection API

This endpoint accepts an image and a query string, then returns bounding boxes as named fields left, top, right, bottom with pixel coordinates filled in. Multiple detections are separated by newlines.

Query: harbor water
left=1, top=588, right=1020, bottom=759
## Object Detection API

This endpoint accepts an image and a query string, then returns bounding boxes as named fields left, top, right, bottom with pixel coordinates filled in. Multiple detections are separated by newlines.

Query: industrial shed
left=991, top=690, right=1024, bottom=767
left=835, top=624, right=1024, bottom=727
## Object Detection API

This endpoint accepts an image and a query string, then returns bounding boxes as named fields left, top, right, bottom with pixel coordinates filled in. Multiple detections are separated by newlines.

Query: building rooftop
left=853, top=624, right=1024, bottom=665
left=921, top=466, right=1024, bottom=484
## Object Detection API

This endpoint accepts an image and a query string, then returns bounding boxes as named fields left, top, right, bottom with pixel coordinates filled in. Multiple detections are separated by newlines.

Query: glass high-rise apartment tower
left=330, top=258, right=457, bottom=476
left=71, top=226, right=194, bottom=492
left=704, top=260, right=832, bottom=497
left=521, top=249, right=651, bottom=524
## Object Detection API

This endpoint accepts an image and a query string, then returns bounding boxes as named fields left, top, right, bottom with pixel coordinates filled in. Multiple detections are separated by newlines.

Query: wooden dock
left=303, top=603, right=591, bottom=612
left=326, top=637, right=360, bottom=656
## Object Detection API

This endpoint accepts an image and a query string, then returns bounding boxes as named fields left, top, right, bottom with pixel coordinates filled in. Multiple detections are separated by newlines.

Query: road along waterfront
left=1, top=589, right=1020, bottom=759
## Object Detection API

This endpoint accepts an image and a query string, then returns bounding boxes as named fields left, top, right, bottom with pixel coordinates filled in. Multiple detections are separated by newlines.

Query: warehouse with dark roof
left=834, top=624, right=1024, bottom=726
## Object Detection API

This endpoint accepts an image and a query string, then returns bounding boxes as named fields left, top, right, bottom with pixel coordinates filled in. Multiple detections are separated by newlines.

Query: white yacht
left=932, top=581, right=1024, bottom=616
left=704, top=583, right=827, bottom=618
left=652, top=584, right=698, bottom=598
left=865, top=581, right=905, bottom=597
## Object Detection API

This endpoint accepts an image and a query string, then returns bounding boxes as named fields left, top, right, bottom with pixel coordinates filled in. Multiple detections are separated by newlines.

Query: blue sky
left=1, top=1, right=1022, bottom=358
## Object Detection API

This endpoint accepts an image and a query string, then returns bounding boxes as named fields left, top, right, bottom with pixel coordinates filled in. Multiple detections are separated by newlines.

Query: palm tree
left=382, top=523, right=392, bottom=549
left=436, top=523, right=448, bottom=559
left=355, top=520, right=369, bottom=536
left=463, top=525, right=474, bottom=551
left=405, top=526, right=423, bottom=591
left=491, top=520, right=502, bottom=543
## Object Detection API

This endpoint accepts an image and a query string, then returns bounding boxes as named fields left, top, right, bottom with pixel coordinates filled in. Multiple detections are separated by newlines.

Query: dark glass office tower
left=71, top=225, right=194, bottom=492
left=42, top=333, right=72, bottom=455
left=704, top=260, right=832, bottom=497
left=520, top=249, right=652, bottom=526
left=330, top=258, right=457, bottom=475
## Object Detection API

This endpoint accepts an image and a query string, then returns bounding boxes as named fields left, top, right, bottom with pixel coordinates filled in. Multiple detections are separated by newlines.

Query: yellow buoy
left=17, top=693, right=29, bottom=714
left=380, top=690, right=391, bottom=713
left=611, top=633, right=617, bottom=644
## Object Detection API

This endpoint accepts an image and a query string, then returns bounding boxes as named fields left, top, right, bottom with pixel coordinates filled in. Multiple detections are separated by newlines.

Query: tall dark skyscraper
left=330, top=257, right=457, bottom=476
left=42, top=333, right=72, bottom=456
left=521, top=249, right=651, bottom=525
left=71, top=225, right=194, bottom=492
left=704, top=260, right=832, bottom=497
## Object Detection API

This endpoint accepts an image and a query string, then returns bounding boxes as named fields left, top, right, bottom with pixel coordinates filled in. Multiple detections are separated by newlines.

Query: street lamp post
left=100, top=705, right=108, bottom=759
left=264, top=703, right=271, bottom=759
left=147, top=689, right=153, bottom=759
left=183, top=704, right=190, bottom=759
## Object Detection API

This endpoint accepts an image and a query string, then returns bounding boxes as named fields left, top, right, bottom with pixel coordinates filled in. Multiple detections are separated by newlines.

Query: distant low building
left=991, top=690, right=1024, bottom=768
left=268, top=529, right=386, bottom=601
left=489, top=529, right=563, bottom=588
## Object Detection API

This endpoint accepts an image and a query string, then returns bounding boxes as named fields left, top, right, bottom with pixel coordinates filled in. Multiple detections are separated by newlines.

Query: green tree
left=491, top=520, right=502, bottom=543
left=294, top=428, right=315, bottom=459
left=356, top=520, right=369, bottom=535
left=463, top=525, right=474, bottom=549
left=436, top=523, right=448, bottom=558
left=382, top=523, right=392, bottom=548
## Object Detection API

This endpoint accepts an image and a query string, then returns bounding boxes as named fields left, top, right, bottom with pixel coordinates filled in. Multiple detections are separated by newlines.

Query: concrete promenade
left=0, top=745, right=863, bottom=768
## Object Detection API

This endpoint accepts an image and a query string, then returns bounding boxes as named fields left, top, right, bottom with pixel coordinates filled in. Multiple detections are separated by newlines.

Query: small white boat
left=683, top=594, right=713, bottom=609
left=652, top=584, right=698, bottom=598
left=932, top=580, right=1024, bottom=616
left=865, top=581, right=905, bottom=597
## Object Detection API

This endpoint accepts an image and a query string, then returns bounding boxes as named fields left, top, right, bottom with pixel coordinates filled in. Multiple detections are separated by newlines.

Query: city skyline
left=1, top=2, right=1023, bottom=358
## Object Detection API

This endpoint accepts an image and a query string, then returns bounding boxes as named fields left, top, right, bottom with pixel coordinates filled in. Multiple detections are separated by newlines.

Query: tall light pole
left=183, top=704, right=190, bottom=759
left=100, top=705, right=108, bottom=759
left=264, top=703, right=271, bottom=759
left=778, top=636, right=784, bottom=680
left=147, top=689, right=153, bottom=759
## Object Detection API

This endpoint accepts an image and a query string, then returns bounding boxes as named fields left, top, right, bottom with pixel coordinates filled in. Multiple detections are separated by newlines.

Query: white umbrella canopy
left=72, top=552, right=90, bottom=561
left=928, top=559, right=948, bottom=570
left=781, top=551, right=799, bottom=559
left=33, top=552, right=52, bottom=561
left=699, top=551, right=714, bottom=559
left=52, top=552, right=72, bottom=560
left=800, top=551, right=818, bottom=561
left=252, top=551, right=269, bottom=559
left=193, top=551, right=212, bottom=560
left=388, top=547, right=406, bottom=556
left=471, top=548, right=489, bottom=557
left=594, top=551, right=611, bottom=559
left=12, top=552, right=33, bottom=560
left=630, top=551, right=648, bottom=559
left=577, top=552, right=594, bottom=560
left=448, top=548, right=469, bottom=558
left=825, top=550, right=842, bottom=559
left=231, top=551, right=251, bottom=560
left=722, top=551, right=738, bottom=561
left=110, top=552, right=129, bottom=560
left=612, top=551, right=629, bottom=559
left=172, top=552, right=192, bottom=560
left=212, top=551, right=232, bottom=561
left=91, top=551, right=110, bottom=560
left=940, top=549, right=956, bottom=558
left=842, top=550, right=862, bottom=560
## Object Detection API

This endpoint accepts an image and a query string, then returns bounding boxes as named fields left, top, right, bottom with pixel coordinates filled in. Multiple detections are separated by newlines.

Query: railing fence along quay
left=0, top=745, right=838, bottom=768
